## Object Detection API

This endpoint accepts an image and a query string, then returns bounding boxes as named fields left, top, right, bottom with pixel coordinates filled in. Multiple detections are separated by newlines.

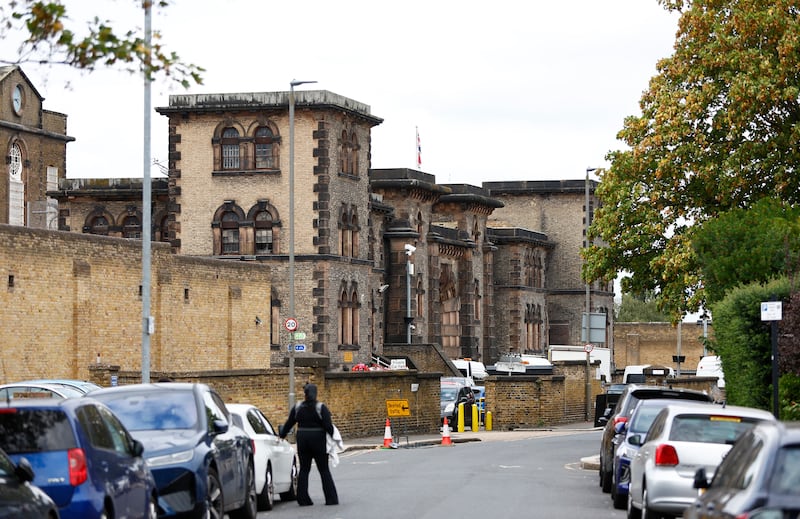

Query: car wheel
left=641, top=487, right=661, bottom=519
left=229, top=461, right=257, bottom=519
left=205, top=467, right=224, bottom=519
left=257, top=463, right=275, bottom=511
left=279, top=456, right=298, bottom=501
left=147, top=493, right=158, bottom=519
left=627, top=489, right=641, bottom=519
left=601, top=465, right=613, bottom=493
left=611, top=466, right=626, bottom=509
left=98, top=503, right=111, bottom=519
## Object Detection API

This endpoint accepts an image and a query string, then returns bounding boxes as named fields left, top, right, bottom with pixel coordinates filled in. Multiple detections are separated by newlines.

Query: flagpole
left=415, top=126, right=421, bottom=169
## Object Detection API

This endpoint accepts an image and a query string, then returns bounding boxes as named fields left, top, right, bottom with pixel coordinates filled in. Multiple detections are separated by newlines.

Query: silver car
left=627, top=402, right=776, bottom=519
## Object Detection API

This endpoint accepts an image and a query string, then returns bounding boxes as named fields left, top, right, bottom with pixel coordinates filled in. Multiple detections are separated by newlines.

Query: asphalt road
left=256, top=429, right=626, bottom=519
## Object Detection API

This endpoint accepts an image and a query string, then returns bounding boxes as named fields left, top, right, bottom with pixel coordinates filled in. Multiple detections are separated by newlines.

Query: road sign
left=286, top=344, right=306, bottom=352
left=583, top=343, right=594, bottom=353
left=292, top=331, right=306, bottom=340
left=761, top=301, right=782, bottom=321
left=284, top=318, right=298, bottom=332
left=386, top=399, right=410, bottom=417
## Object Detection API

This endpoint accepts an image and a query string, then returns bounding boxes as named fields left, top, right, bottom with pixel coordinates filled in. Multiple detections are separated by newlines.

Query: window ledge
left=212, top=169, right=282, bottom=177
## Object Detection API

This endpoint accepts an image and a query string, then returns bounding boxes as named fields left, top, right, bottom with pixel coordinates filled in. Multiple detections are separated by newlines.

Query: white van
left=452, top=359, right=487, bottom=381
left=622, top=364, right=675, bottom=384
left=696, top=355, right=725, bottom=388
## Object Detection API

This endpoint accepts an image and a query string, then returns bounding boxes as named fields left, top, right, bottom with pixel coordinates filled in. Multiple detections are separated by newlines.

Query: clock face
left=12, top=85, right=22, bottom=114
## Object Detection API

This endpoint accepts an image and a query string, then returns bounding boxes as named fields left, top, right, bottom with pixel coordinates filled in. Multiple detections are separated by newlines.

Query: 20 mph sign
left=284, top=318, right=298, bottom=332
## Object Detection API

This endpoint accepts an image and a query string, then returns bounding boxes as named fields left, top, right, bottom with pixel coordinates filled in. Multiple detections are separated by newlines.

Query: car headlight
left=146, top=449, right=194, bottom=467
left=745, top=510, right=784, bottom=519
left=444, top=403, right=455, bottom=414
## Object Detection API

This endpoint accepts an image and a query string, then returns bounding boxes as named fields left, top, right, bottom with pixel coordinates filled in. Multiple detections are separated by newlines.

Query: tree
left=615, top=290, right=670, bottom=322
left=584, top=0, right=800, bottom=321
left=693, top=198, right=800, bottom=304
left=0, top=1, right=203, bottom=86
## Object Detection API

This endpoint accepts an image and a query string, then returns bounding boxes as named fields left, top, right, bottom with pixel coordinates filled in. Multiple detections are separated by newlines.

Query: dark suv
left=598, top=384, right=713, bottom=493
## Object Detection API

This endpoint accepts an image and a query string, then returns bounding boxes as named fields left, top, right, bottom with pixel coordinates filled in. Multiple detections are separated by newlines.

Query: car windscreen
left=95, top=391, right=198, bottom=431
left=629, top=406, right=665, bottom=434
left=668, top=414, right=762, bottom=444
left=0, top=409, right=77, bottom=453
left=769, top=445, right=800, bottom=495
left=441, top=387, right=459, bottom=401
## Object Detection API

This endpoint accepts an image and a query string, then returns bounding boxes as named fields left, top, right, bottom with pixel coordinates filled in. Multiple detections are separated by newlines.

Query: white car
left=227, top=403, right=298, bottom=510
left=627, top=401, right=775, bottom=519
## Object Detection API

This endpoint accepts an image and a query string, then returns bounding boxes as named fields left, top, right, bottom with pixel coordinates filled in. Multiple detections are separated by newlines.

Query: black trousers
left=296, top=428, right=338, bottom=505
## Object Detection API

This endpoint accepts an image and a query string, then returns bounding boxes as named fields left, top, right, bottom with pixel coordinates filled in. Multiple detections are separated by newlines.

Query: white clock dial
left=12, top=85, right=22, bottom=114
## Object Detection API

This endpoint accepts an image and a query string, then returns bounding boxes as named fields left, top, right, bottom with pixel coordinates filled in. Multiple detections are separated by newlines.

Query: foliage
left=584, top=0, right=800, bottom=321
left=615, top=290, right=670, bottom=322
left=779, top=373, right=800, bottom=421
left=0, top=1, right=203, bottom=86
left=710, top=278, right=789, bottom=410
left=778, top=289, right=800, bottom=375
left=693, top=198, right=800, bottom=304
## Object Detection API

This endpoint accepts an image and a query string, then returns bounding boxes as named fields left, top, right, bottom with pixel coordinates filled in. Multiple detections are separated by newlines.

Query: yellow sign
left=386, top=399, right=411, bottom=417
left=343, top=351, right=353, bottom=363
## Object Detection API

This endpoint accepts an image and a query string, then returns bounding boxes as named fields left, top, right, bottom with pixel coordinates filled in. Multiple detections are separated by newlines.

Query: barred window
left=254, top=127, right=275, bottom=169
left=221, top=128, right=240, bottom=170
left=221, top=211, right=240, bottom=254
left=89, top=215, right=109, bottom=236
left=122, top=215, right=142, bottom=239
left=254, top=210, right=274, bottom=254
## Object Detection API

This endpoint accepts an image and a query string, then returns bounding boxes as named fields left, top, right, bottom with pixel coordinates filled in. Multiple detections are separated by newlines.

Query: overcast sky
left=2, top=0, right=680, bottom=185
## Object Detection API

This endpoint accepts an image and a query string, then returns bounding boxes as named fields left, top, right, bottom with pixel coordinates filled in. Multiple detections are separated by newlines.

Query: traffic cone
left=382, top=418, right=393, bottom=448
left=441, top=417, right=453, bottom=446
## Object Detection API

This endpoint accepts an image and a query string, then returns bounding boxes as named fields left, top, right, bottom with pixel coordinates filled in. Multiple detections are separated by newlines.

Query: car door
left=76, top=403, right=149, bottom=518
left=203, top=390, right=244, bottom=508
left=250, top=408, right=294, bottom=489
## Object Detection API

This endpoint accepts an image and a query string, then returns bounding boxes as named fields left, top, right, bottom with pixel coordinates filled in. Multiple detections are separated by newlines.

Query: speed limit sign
left=284, top=318, right=298, bottom=332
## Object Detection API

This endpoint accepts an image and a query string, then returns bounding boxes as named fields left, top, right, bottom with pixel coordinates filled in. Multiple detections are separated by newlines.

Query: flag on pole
left=416, top=126, right=422, bottom=169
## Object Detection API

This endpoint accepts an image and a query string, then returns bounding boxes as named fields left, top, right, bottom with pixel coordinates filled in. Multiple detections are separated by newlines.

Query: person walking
left=280, top=383, right=339, bottom=506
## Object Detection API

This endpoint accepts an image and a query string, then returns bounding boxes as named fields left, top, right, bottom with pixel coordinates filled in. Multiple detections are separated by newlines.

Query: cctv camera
left=255, top=316, right=262, bottom=325
left=404, top=244, right=416, bottom=255
left=378, top=284, right=389, bottom=293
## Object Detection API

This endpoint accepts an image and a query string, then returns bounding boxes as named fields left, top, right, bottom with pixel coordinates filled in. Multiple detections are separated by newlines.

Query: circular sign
left=284, top=318, right=298, bottom=332
left=583, top=343, right=594, bottom=353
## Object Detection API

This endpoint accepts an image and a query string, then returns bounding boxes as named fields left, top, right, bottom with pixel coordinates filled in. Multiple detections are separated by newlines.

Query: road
left=256, top=429, right=626, bottom=518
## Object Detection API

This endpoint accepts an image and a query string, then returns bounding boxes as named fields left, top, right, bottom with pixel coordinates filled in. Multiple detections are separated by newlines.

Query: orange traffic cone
left=382, top=418, right=393, bottom=448
left=441, top=417, right=453, bottom=446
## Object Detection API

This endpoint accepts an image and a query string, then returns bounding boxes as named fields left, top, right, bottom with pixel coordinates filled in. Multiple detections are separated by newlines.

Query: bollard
left=471, top=404, right=479, bottom=431
left=485, top=411, right=493, bottom=431
left=457, top=402, right=465, bottom=432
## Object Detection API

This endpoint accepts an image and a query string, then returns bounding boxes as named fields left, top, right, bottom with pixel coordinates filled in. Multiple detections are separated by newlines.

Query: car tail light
left=68, top=448, right=88, bottom=486
left=613, top=416, right=628, bottom=426
left=0, top=408, right=17, bottom=414
left=250, top=439, right=256, bottom=455
left=654, top=444, right=679, bottom=466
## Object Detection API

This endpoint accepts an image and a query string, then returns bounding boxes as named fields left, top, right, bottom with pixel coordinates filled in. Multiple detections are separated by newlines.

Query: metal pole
left=406, top=257, right=412, bottom=344
left=772, top=319, right=779, bottom=418
left=141, top=1, right=152, bottom=384
left=584, top=168, right=596, bottom=420
left=288, top=80, right=316, bottom=410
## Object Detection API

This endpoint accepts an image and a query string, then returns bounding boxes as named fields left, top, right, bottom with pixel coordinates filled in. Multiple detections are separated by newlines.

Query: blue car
left=90, top=382, right=257, bottom=519
left=610, top=398, right=706, bottom=509
left=0, top=397, right=157, bottom=519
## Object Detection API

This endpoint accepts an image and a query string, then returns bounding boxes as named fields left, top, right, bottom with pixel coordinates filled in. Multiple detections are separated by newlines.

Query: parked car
left=612, top=398, right=714, bottom=509
left=599, top=385, right=714, bottom=493
left=440, top=379, right=475, bottom=428
left=89, top=382, right=257, bottom=519
left=0, top=446, right=59, bottom=519
left=627, top=402, right=776, bottom=519
left=0, top=397, right=157, bottom=519
left=0, top=382, right=84, bottom=400
left=684, top=421, right=800, bottom=519
left=15, top=379, right=102, bottom=394
left=226, top=403, right=298, bottom=511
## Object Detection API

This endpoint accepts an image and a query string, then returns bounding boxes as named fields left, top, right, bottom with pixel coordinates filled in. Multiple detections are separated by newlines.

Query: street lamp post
left=584, top=167, right=599, bottom=420
left=288, top=79, right=316, bottom=410
left=404, top=244, right=416, bottom=344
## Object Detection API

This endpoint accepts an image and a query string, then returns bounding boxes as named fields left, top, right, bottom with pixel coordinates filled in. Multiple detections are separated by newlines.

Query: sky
left=1, top=0, right=681, bottom=185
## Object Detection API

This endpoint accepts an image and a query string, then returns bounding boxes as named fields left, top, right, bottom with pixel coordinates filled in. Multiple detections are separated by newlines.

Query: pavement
left=339, top=420, right=602, bottom=471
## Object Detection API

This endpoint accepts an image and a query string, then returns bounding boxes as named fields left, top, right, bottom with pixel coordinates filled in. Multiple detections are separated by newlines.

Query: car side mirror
left=130, top=438, right=145, bottom=457
left=693, top=467, right=710, bottom=489
left=14, top=457, right=35, bottom=483
left=212, top=419, right=229, bottom=435
left=628, top=434, right=642, bottom=447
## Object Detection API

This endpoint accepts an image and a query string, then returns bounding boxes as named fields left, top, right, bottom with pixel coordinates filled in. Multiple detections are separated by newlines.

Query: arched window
left=122, top=215, right=142, bottom=239
left=221, top=127, right=240, bottom=170
left=350, top=131, right=358, bottom=175
left=339, top=130, right=349, bottom=174
left=440, top=265, right=460, bottom=350
left=9, top=143, right=22, bottom=182
left=89, top=215, right=110, bottom=235
left=160, top=214, right=170, bottom=242
left=254, top=209, right=274, bottom=254
left=221, top=211, right=240, bottom=254
left=338, top=282, right=360, bottom=346
left=254, top=126, right=276, bottom=169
